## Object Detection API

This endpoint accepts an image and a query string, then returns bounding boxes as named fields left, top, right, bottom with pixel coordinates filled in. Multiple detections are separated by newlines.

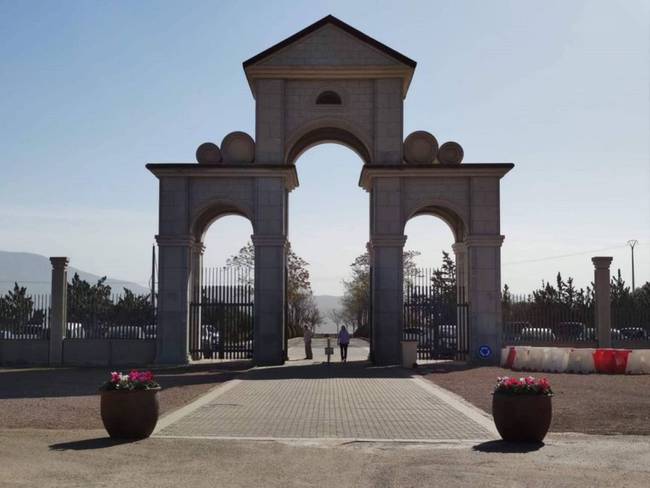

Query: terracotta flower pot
left=100, top=388, right=160, bottom=439
left=492, top=393, right=552, bottom=442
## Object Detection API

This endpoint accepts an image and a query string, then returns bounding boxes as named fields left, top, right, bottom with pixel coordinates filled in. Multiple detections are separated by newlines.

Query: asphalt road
left=2, top=429, right=649, bottom=488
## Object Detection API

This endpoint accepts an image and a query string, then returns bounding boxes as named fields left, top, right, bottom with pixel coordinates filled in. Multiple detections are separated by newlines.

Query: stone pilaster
left=49, top=257, right=68, bottom=366
left=452, top=242, right=468, bottom=303
left=155, top=234, right=193, bottom=364
left=592, top=256, right=613, bottom=348
left=465, top=235, right=504, bottom=364
left=369, top=234, right=407, bottom=365
left=252, top=234, right=287, bottom=366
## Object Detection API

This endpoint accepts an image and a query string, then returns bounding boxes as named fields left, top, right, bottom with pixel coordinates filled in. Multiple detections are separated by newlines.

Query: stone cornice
left=592, top=256, right=613, bottom=269
left=146, top=163, right=299, bottom=191
left=155, top=234, right=196, bottom=248
left=369, top=235, right=408, bottom=247
left=49, top=257, right=69, bottom=269
left=465, top=235, right=505, bottom=248
left=358, top=163, right=515, bottom=191
left=245, top=65, right=414, bottom=99
left=251, top=235, right=289, bottom=247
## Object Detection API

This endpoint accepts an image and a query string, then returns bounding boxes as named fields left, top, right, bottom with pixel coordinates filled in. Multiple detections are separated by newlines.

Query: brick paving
left=156, top=361, right=494, bottom=441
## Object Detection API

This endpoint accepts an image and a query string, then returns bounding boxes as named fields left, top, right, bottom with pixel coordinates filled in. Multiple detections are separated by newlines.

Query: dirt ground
left=422, top=363, right=650, bottom=435
left=0, top=362, right=250, bottom=430
left=2, top=429, right=650, bottom=488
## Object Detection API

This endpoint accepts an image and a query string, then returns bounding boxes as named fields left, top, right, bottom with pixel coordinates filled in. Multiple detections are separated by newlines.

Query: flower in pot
left=492, top=376, right=553, bottom=442
left=99, top=370, right=161, bottom=439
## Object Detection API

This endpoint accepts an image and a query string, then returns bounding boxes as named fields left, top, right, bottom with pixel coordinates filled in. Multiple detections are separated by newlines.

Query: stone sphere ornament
left=195, top=142, right=222, bottom=164
left=403, top=131, right=439, bottom=164
left=221, top=131, right=255, bottom=163
left=437, top=141, right=464, bottom=165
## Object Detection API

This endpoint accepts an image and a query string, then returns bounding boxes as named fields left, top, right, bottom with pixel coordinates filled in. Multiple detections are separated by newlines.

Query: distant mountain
left=0, top=251, right=149, bottom=296
left=313, top=294, right=342, bottom=334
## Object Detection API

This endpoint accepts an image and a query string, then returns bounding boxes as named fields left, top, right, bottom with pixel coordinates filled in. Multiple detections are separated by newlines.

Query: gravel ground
left=0, top=362, right=250, bottom=430
left=422, top=363, right=650, bottom=435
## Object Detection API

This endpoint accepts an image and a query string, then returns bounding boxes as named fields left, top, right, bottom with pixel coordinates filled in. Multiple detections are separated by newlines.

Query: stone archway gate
left=147, top=15, right=513, bottom=366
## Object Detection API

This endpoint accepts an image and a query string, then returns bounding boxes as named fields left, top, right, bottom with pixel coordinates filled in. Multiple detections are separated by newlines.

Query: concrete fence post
left=49, top=257, right=68, bottom=365
left=592, top=256, right=613, bottom=348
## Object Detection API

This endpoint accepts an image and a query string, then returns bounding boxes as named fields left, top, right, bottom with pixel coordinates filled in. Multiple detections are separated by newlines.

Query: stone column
left=369, top=235, right=406, bottom=365
left=190, top=242, right=204, bottom=304
left=452, top=242, right=468, bottom=303
left=155, top=235, right=193, bottom=364
left=49, top=257, right=68, bottom=366
left=592, top=256, right=613, bottom=348
left=466, top=235, right=504, bottom=364
left=252, top=234, right=287, bottom=366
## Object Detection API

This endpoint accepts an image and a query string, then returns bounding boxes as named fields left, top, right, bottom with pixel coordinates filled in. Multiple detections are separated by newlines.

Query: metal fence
left=502, top=294, right=595, bottom=346
left=66, top=292, right=156, bottom=340
left=402, top=268, right=469, bottom=360
left=189, top=267, right=254, bottom=360
left=0, top=293, right=50, bottom=340
left=611, top=303, right=650, bottom=346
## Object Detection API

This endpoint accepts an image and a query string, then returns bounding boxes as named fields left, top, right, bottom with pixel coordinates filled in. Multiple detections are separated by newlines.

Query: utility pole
left=627, top=240, right=638, bottom=291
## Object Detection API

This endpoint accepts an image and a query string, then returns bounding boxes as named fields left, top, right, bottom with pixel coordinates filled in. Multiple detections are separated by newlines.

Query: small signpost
left=325, top=336, right=334, bottom=363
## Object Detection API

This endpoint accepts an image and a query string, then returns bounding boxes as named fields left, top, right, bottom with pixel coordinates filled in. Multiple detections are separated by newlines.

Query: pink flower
left=110, top=371, right=121, bottom=383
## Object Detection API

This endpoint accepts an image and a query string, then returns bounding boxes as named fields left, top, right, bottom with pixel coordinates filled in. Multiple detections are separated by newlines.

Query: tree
left=340, top=249, right=421, bottom=337
left=226, top=242, right=319, bottom=337
left=429, top=251, right=456, bottom=303
left=0, top=283, right=33, bottom=329
left=112, top=288, right=154, bottom=326
left=67, top=273, right=113, bottom=332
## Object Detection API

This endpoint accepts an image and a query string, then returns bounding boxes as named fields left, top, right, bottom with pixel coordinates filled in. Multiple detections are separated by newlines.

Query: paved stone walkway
left=155, top=361, right=496, bottom=441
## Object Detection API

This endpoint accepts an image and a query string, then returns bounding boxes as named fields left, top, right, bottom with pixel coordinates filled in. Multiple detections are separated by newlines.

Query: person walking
left=337, top=325, right=350, bottom=362
left=303, top=325, right=313, bottom=360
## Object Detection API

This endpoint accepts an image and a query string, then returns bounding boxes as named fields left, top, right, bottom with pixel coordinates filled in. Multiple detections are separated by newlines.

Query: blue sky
left=1, top=0, right=648, bottom=295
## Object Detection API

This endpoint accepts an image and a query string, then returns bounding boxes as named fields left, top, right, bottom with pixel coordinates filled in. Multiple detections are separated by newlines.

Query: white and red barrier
left=500, top=346, right=650, bottom=374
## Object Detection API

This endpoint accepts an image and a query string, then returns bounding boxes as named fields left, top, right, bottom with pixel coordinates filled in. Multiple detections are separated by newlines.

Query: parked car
left=0, top=330, right=15, bottom=340
left=517, top=327, right=556, bottom=343
left=18, top=323, right=50, bottom=339
left=105, top=326, right=145, bottom=339
left=503, top=321, right=531, bottom=342
left=554, top=321, right=596, bottom=342
left=619, top=327, right=649, bottom=341
left=142, top=324, right=157, bottom=340
left=201, top=324, right=221, bottom=358
left=66, top=322, right=86, bottom=339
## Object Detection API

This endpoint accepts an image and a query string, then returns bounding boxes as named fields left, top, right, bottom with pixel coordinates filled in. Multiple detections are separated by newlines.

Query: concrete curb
left=154, top=379, right=242, bottom=434
left=411, top=376, right=499, bottom=437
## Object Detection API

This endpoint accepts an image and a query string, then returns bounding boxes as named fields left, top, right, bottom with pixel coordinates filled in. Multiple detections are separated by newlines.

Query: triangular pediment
left=252, top=23, right=406, bottom=68
left=243, top=15, right=416, bottom=97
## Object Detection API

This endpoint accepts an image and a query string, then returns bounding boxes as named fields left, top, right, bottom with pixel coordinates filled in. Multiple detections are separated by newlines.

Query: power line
left=502, top=244, right=631, bottom=266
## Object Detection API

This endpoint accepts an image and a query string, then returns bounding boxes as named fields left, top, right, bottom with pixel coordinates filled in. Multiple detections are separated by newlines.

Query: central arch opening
left=286, top=127, right=372, bottom=165
left=287, top=142, right=369, bottom=362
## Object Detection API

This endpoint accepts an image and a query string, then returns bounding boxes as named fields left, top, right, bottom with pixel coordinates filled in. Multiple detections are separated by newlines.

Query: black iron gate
left=189, top=267, right=254, bottom=360
left=403, top=268, right=469, bottom=360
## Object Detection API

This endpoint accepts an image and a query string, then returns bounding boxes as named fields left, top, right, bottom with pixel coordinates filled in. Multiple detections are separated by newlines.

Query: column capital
left=451, top=242, right=467, bottom=254
left=155, top=234, right=195, bottom=247
left=49, top=257, right=69, bottom=269
left=370, top=235, right=407, bottom=248
left=592, top=256, right=613, bottom=270
left=465, top=234, right=505, bottom=248
left=191, top=241, right=205, bottom=254
left=251, top=234, right=288, bottom=247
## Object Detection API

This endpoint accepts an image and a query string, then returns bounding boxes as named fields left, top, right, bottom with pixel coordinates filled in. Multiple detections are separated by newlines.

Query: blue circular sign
left=478, top=345, right=492, bottom=359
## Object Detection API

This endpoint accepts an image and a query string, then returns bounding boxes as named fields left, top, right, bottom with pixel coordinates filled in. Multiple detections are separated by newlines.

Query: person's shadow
left=49, top=437, right=141, bottom=451
left=473, top=440, right=544, bottom=453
